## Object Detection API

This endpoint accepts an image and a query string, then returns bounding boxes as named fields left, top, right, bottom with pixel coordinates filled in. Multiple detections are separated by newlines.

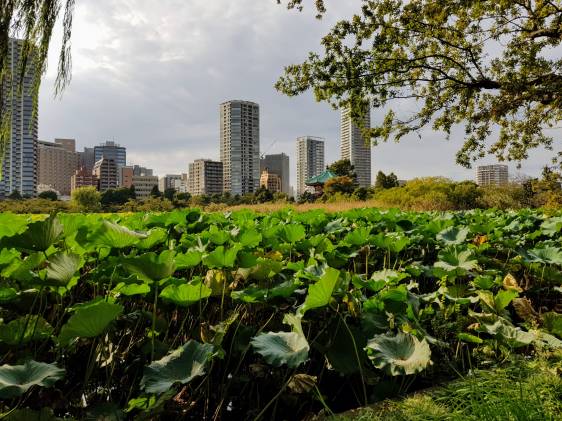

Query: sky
left=38, top=0, right=561, bottom=187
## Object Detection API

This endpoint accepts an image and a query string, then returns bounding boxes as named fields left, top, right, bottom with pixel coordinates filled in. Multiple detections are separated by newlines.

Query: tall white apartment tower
left=0, top=38, right=38, bottom=198
left=296, top=136, right=325, bottom=197
left=340, top=107, right=372, bottom=188
left=220, top=100, right=260, bottom=195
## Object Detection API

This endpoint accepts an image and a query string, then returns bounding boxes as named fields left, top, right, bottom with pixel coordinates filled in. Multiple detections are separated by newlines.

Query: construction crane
left=260, top=139, right=277, bottom=159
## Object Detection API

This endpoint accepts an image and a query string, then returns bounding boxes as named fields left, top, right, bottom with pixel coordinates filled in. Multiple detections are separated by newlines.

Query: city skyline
left=36, top=1, right=559, bottom=185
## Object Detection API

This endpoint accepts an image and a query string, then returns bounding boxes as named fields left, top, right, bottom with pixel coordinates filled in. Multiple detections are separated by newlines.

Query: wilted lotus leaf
left=503, top=274, right=523, bottom=292
left=511, top=298, right=539, bottom=323
left=365, top=332, right=432, bottom=376
left=288, top=373, right=317, bottom=394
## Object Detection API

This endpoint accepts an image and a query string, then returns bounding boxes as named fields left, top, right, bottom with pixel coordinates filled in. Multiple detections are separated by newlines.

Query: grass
left=330, top=354, right=562, bottom=420
left=221, top=199, right=388, bottom=213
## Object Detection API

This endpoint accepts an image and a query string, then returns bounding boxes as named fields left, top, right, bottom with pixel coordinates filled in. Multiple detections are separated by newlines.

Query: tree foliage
left=276, top=0, right=562, bottom=168
left=71, top=186, right=101, bottom=212
left=327, top=159, right=357, bottom=181
left=375, top=171, right=399, bottom=189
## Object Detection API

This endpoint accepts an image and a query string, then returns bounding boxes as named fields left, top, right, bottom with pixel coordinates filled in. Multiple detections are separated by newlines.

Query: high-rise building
left=71, top=167, right=98, bottom=192
left=476, top=164, right=509, bottom=186
left=37, top=139, right=79, bottom=196
left=260, top=153, right=290, bottom=194
left=188, top=159, right=223, bottom=196
left=260, top=169, right=282, bottom=193
left=0, top=38, right=38, bottom=198
left=296, top=136, right=325, bottom=197
left=94, top=141, right=126, bottom=168
left=159, top=174, right=183, bottom=192
left=341, top=107, right=372, bottom=188
left=79, top=147, right=96, bottom=173
left=220, top=100, right=260, bottom=195
left=93, top=157, right=118, bottom=192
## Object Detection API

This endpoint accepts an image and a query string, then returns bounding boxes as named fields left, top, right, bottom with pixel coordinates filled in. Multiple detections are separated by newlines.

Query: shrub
left=70, top=187, right=101, bottom=212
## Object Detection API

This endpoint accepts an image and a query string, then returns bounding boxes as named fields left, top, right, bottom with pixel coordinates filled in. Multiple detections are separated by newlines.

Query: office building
left=220, top=100, right=260, bottom=195
left=476, top=164, right=509, bottom=186
left=296, top=136, right=325, bottom=197
left=71, top=167, right=98, bottom=192
left=260, top=153, right=290, bottom=194
left=260, top=169, right=282, bottom=193
left=0, top=38, right=38, bottom=198
left=132, top=175, right=159, bottom=200
left=93, top=157, right=118, bottom=192
left=341, top=107, right=372, bottom=188
left=132, top=165, right=153, bottom=176
left=119, top=166, right=134, bottom=188
left=37, top=139, right=79, bottom=195
left=188, top=159, right=223, bottom=196
left=79, top=147, right=96, bottom=173
left=159, top=174, right=183, bottom=192
left=94, top=141, right=126, bottom=168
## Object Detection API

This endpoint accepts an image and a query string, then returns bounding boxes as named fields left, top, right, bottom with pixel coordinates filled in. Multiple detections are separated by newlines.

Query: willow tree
left=0, top=0, right=74, bottom=176
left=277, top=0, right=562, bottom=168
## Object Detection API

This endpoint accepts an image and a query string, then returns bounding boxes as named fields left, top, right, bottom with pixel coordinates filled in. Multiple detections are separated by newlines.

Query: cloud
left=38, top=0, right=560, bottom=186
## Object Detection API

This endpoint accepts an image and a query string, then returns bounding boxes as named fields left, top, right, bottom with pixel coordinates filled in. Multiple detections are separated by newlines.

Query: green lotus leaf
left=525, top=246, right=562, bottom=265
left=122, top=250, right=176, bottom=282
left=0, top=287, right=18, bottom=304
left=2, top=252, right=45, bottom=283
left=238, top=229, right=262, bottom=248
left=160, top=280, right=212, bottom=307
left=300, top=267, right=340, bottom=314
left=44, top=253, right=84, bottom=287
left=58, top=298, right=123, bottom=346
left=0, top=213, right=30, bottom=240
left=88, top=220, right=146, bottom=249
left=477, top=319, right=536, bottom=348
left=204, top=225, right=230, bottom=245
left=203, top=245, right=241, bottom=268
left=494, top=290, right=518, bottom=312
left=140, top=340, right=214, bottom=394
left=0, top=248, right=20, bottom=267
left=0, top=215, right=62, bottom=252
left=251, top=331, right=310, bottom=368
left=231, top=280, right=299, bottom=303
left=540, top=217, right=562, bottom=237
left=282, top=224, right=306, bottom=244
left=175, top=251, right=202, bottom=269
left=112, top=283, right=151, bottom=296
left=0, top=360, right=65, bottom=399
left=137, top=228, right=168, bottom=250
left=457, top=333, right=483, bottom=344
left=343, top=227, right=371, bottom=246
left=365, top=332, right=432, bottom=376
left=434, top=247, right=479, bottom=273
left=0, top=316, right=53, bottom=346
left=436, top=226, right=469, bottom=245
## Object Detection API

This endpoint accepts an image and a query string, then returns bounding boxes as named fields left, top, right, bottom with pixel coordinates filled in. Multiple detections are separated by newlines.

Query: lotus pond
left=0, top=208, right=560, bottom=420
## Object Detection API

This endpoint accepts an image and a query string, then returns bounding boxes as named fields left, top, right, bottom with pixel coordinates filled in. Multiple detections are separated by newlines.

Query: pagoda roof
left=305, top=170, right=336, bottom=186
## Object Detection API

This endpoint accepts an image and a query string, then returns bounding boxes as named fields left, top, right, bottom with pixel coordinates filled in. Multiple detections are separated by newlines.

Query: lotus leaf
left=58, top=298, right=123, bottom=346
left=0, top=360, right=65, bottom=398
left=365, top=332, right=432, bottom=376
left=140, top=340, right=214, bottom=394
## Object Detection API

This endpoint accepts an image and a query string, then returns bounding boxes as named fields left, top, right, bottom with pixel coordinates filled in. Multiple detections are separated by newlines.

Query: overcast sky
left=38, top=0, right=561, bottom=186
